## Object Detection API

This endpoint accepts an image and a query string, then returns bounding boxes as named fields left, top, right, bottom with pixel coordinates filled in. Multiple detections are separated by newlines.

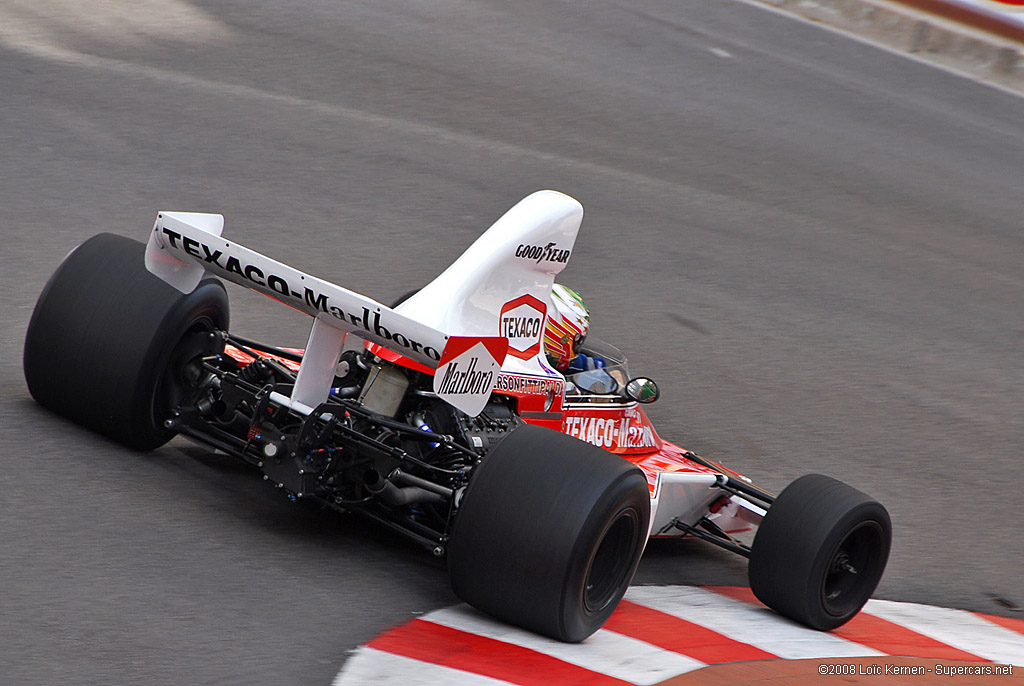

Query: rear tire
left=448, top=424, right=650, bottom=642
left=24, top=233, right=229, bottom=450
left=748, top=474, right=891, bottom=630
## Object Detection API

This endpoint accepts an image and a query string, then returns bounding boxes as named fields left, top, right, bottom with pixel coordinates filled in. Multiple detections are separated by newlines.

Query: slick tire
left=448, top=424, right=650, bottom=642
left=24, top=233, right=229, bottom=450
left=748, top=473, right=891, bottom=630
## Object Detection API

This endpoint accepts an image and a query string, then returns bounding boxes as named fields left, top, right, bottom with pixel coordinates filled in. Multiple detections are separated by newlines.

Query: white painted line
left=625, top=586, right=885, bottom=659
left=333, top=647, right=512, bottom=686
left=336, top=589, right=1024, bottom=686
left=864, top=598, right=1024, bottom=664
left=425, top=605, right=705, bottom=685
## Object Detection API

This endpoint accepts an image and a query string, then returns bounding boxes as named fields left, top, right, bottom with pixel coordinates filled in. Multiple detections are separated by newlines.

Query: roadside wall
left=955, top=0, right=1024, bottom=30
left=756, top=0, right=1024, bottom=92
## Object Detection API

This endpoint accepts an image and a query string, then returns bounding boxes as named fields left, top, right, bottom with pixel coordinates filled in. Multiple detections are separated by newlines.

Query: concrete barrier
left=753, top=0, right=1024, bottom=92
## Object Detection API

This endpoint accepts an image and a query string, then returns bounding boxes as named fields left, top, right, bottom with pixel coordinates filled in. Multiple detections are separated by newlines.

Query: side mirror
left=624, top=377, right=659, bottom=404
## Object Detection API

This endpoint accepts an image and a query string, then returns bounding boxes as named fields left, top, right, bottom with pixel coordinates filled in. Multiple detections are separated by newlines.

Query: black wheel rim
left=583, top=507, right=640, bottom=614
left=822, top=519, right=886, bottom=617
left=154, top=318, right=221, bottom=426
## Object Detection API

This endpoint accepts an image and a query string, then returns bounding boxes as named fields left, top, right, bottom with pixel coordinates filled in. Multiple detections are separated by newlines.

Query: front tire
left=448, top=424, right=650, bottom=642
left=748, top=474, right=891, bottom=630
left=24, top=233, right=229, bottom=450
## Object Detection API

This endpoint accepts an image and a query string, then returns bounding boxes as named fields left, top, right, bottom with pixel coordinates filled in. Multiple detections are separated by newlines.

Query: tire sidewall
left=804, top=500, right=890, bottom=624
left=448, top=424, right=651, bottom=642
left=129, top=280, right=228, bottom=449
left=24, top=233, right=229, bottom=451
left=560, top=469, right=648, bottom=640
left=749, top=474, right=892, bottom=630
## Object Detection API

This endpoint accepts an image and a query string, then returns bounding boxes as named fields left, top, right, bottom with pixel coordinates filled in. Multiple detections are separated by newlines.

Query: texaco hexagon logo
left=499, top=294, right=547, bottom=360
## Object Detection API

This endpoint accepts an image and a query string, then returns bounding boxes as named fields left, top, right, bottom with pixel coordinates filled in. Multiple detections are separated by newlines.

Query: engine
left=169, top=335, right=521, bottom=554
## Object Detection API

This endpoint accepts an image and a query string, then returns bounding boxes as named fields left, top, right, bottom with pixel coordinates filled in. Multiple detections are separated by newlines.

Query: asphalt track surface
left=1, top=1, right=1022, bottom=684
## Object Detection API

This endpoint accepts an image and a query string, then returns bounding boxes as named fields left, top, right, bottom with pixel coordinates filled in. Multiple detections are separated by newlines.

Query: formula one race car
left=24, top=191, right=891, bottom=643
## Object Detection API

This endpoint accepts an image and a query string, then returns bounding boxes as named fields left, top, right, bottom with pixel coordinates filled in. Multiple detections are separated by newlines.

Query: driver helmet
left=544, top=284, right=590, bottom=371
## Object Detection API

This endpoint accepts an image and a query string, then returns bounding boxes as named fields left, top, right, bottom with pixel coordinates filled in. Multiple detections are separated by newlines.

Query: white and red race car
left=24, top=191, right=891, bottom=643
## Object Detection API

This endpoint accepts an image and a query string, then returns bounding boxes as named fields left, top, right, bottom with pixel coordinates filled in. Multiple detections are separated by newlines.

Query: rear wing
left=144, top=191, right=583, bottom=416
left=145, top=211, right=508, bottom=415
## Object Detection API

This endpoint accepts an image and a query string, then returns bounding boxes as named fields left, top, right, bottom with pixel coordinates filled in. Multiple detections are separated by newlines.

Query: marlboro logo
left=433, top=336, right=508, bottom=416
left=437, top=356, right=494, bottom=395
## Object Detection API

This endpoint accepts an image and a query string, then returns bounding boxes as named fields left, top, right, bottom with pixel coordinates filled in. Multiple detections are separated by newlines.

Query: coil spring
left=239, top=357, right=273, bottom=386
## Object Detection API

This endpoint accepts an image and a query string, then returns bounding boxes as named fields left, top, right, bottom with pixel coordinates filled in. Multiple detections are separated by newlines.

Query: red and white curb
left=333, top=586, right=1024, bottom=686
